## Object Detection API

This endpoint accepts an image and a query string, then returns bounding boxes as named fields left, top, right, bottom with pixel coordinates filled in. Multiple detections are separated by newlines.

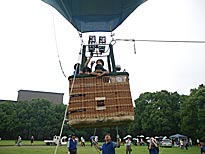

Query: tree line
left=0, top=99, right=66, bottom=140
left=0, top=84, right=204, bottom=142
left=128, top=84, right=205, bottom=142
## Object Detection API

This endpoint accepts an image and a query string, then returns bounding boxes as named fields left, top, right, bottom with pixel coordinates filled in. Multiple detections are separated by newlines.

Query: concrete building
left=17, top=90, right=64, bottom=104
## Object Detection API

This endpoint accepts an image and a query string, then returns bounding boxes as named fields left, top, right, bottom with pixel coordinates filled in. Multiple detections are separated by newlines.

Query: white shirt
left=126, top=139, right=132, bottom=146
left=81, top=137, right=85, bottom=142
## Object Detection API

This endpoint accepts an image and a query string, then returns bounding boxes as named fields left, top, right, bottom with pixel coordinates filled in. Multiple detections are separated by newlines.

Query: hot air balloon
left=42, top=0, right=147, bottom=128
left=42, top=0, right=147, bottom=32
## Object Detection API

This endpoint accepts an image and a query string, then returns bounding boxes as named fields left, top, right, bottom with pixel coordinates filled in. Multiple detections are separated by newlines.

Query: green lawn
left=0, top=140, right=201, bottom=154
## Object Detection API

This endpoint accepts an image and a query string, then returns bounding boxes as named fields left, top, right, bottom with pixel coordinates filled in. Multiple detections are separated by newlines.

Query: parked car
left=161, top=139, right=172, bottom=147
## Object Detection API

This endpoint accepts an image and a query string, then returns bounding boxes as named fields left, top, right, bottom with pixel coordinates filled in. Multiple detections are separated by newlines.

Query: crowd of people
left=67, top=133, right=120, bottom=154
left=15, top=135, right=35, bottom=146
left=66, top=134, right=205, bottom=154
left=66, top=133, right=159, bottom=154
left=12, top=134, right=205, bottom=154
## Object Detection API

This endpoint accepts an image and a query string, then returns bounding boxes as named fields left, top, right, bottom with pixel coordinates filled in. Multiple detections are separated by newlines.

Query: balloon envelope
left=42, top=0, right=147, bottom=32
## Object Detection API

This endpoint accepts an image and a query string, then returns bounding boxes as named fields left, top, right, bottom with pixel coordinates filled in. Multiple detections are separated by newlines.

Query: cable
left=92, top=128, right=101, bottom=154
left=54, top=52, right=82, bottom=154
left=159, top=146, right=164, bottom=154
left=116, top=126, right=119, bottom=137
left=78, top=32, right=84, bottom=47
left=51, top=10, right=67, bottom=78
left=114, top=38, right=205, bottom=55
left=133, top=40, right=136, bottom=54
left=52, top=16, right=84, bottom=154
left=115, top=39, right=205, bottom=44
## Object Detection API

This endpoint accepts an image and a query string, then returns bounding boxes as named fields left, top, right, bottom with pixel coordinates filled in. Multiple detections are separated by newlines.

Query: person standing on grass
left=17, top=136, right=22, bottom=147
left=67, top=134, right=78, bottom=154
left=95, top=133, right=121, bottom=154
left=184, top=140, right=189, bottom=150
left=31, top=136, right=34, bottom=145
left=200, top=138, right=205, bottom=154
left=125, top=136, right=132, bottom=154
left=180, top=139, right=184, bottom=149
left=148, top=137, right=159, bottom=154
left=80, top=136, right=85, bottom=147
left=90, top=136, right=95, bottom=147
left=197, top=139, right=201, bottom=148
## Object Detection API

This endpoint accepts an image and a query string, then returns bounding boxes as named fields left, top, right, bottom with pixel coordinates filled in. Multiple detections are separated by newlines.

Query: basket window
left=95, top=97, right=106, bottom=110
left=97, top=100, right=105, bottom=107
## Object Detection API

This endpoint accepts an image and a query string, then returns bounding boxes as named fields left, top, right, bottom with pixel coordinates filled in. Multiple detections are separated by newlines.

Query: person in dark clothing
left=148, top=137, right=159, bottom=154
left=91, top=59, right=109, bottom=77
left=95, top=133, right=120, bottom=154
left=73, top=63, right=80, bottom=75
left=80, top=56, right=93, bottom=74
left=185, top=140, right=189, bottom=150
left=67, top=134, right=78, bottom=154
left=90, top=136, right=95, bottom=147
left=200, top=138, right=205, bottom=154
left=31, top=136, right=34, bottom=145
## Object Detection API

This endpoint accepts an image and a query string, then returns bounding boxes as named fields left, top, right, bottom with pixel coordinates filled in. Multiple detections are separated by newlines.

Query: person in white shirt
left=125, top=137, right=132, bottom=154
left=80, top=136, right=85, bottom=147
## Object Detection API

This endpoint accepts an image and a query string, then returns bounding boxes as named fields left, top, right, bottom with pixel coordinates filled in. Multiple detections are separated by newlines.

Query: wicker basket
left=68, top=72, right=134, bottom=128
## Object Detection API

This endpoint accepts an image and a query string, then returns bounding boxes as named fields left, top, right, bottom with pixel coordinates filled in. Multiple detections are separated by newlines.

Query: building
left=17, top=90, right=64, bottom=104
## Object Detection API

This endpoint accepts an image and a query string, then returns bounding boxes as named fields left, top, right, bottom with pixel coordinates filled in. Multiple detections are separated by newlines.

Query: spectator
left=17, top=136, right=22, bottom=147
left=185, top=140, right=189, bottom=150
left=136, top=138, right=139, bottom=146
left=200, top=138, right=205, bottom=154
left=95, top=136, right=99, bottom=144
left=189, top=138, right=192, bottom=146
left=148, top=137, right=159, bottom=154
left=90, top=136, right=95, bottom=147
left=125, top=137, right=132, bottom=154
left=80, top=136, right=85, bottom=147
left=95, top=133, right=120, bottom=154
left=67, top=134, right=78, bottom=154
left=31, top=136, right=34, bottom=145
left=180, top=139, right=184, bottom=149
left=197, top=139, right=201, bottom=148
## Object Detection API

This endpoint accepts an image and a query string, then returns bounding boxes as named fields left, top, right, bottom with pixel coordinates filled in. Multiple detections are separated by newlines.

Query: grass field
left=0, top=140, right=201, bottom=154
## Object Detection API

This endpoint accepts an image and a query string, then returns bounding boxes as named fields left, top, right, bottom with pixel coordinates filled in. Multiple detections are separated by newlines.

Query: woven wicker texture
left=68, top=74, right=134, bottom=128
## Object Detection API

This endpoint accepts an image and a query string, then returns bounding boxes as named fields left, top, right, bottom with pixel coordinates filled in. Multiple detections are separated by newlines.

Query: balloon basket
left=68, top=72, right=134, bottom=128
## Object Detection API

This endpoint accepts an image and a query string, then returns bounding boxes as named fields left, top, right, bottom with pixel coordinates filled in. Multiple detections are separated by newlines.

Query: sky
left=0, top=0, right=205, bottom=104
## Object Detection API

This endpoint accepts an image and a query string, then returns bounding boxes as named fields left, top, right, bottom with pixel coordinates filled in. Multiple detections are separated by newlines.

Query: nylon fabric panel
left=42, top=0, right=147, bottom=32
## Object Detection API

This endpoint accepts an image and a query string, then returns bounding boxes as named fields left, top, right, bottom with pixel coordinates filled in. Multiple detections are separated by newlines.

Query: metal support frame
left=107, top=55, right=111, bottom=72
left=109, top=44, right=116, bottom=72
left=80, top=45, right=87, bottom=72
left=80, top=44, right=116, bottom=73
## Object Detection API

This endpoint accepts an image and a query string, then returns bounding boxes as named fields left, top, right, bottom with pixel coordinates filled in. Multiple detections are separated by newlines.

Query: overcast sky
left=0, top=0, right=205, bottom=104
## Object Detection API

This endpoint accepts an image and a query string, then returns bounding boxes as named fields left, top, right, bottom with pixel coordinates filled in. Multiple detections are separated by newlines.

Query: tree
left=0, top=99, right=65, bottom=140
left=130, top=90, right=181, bottom=136
left=181, top=84, right=205, bottom=139
left=1, top=84, right=204, bottom=141
left=0, top=101, right=17, bottom=139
